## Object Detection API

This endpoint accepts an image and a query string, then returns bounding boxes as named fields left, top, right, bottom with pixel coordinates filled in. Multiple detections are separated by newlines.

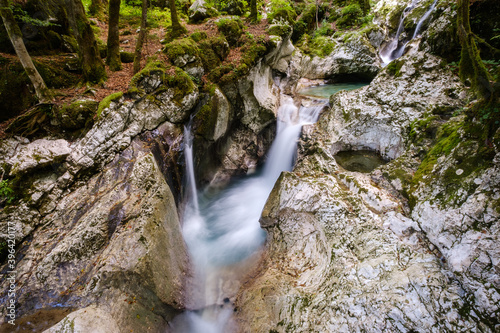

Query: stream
left=172, top=82, right=372, bottom=332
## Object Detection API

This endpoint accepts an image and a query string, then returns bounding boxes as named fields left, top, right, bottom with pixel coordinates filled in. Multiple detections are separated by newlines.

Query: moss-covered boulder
left=215, top=17, right=244, bottom=47
left=188, top=0, right=219, bottom=23
left=194, top=85, right=232, bottom=141
left=0, top=57, right=79, bottom=122
left=164, top=37, right=201, bottom=67
left=120, top=51, right=135, bottom=63
left=55, top=99, right=99, bottom=130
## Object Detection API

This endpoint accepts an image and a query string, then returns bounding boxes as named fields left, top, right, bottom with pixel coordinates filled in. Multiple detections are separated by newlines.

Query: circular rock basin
left=298, top=82, right=369, bottom=99
left=334, top=150, right=388, bottom=173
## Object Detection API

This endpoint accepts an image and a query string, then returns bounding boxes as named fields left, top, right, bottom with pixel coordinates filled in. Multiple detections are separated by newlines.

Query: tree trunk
left=89, top=0, right=108, bottom=19
left=66, top=0, right=107, bottom=83
left=107, top=0, right=121, bottom=71
left=0, top=0, right=50, bottom=102
left=168, top=0, right=186, bottom=39
left=457, top=0, right=492, bottom=100
left=249, top=0, right=257, bottom=22
left=133, top=0, right=148, bottom=74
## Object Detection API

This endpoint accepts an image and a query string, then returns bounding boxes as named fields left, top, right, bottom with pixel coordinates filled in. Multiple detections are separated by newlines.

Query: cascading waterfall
left=412, top=0, right=438, bottom=39
left=184, top=122, right=199, bottom=212
left=379, top=0, right=438, bottom=64
left=172, top=97, right=327, bottom=332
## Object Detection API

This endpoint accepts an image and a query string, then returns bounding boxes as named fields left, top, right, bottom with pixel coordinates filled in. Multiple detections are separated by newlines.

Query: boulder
left=8, top=139, right=71, bottom=175
left=188, top=0, right=218, bottom=23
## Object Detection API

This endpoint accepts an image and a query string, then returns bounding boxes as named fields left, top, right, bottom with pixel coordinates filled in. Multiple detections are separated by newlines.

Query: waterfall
left=173, top=97, right=327, bottom=332
left=379, top=0, right=438, bottom=64
left=184, top=122, right=199, bottom=212
left=412, top=0, right=438, bottom=39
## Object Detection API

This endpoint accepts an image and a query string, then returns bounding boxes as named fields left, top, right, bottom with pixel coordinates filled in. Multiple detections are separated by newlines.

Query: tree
left=133, top=0, right=148, bottom=74
left=107, top=0, right=121, bottom=71
left=0, top=0, right=50, bottom=102
left=167, top=0, right=186, bottom=39
left=66, top=0, right=107, bottom=83
left=89, top=0, right=108, bottom=19
left=249, top=0, right=258, bottom=22
left=457, top=0, right=492, bottom=100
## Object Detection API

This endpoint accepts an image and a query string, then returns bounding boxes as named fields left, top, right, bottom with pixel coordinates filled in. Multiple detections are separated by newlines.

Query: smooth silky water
left=298, top=82, right=369, bottom=99
left=171, top=97, right=327, bottom=332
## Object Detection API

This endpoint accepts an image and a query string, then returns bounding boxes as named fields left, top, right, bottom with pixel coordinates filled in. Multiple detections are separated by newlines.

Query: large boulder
left=0, top=131, right=190, bottom=332
left=188, top=0, right=218, bottom=23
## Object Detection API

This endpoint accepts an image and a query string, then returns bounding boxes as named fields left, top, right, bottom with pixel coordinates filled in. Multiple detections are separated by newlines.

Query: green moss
left=215, top=18, right=244, bottom=47
left=268, top=7, right=297, bottom=24
left=57, top=100, right=99, bottom=130
left=97, top=92, right=124, bottom=118
left=385, top=59, right=404, bottom=77
left=163, top=38, right=200, bottom=63
left=409, top=117, right=496, bottom=208
left=195, top=104, right=218, bottom=139
left=164, top=67, right=196, bottom=103
left=120, top=51, right=135, bottom=63
left=190, top=31, right=208, bottom=42
left=129, top=61, right=168, bottom=93
left=267, top=23, right=293, bottom=37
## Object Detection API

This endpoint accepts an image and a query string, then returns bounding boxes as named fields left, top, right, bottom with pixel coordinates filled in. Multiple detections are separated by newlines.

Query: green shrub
left=0, top=180, right=15, bottom=205
left=336, top=3, right=363, bottom=29
left=268, top=0, right=296, bottom=24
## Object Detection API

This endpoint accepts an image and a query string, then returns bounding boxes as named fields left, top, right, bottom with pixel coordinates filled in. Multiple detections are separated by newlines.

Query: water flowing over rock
left=234, top=38, right=497, bottom=332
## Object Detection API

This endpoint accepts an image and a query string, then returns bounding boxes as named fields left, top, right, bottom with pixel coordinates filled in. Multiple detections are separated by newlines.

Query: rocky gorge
left=0, top=0, right=499, bottom=332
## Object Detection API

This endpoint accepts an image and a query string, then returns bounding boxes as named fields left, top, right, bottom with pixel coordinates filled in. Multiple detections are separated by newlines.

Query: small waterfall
left=184, top=122, right=199, bottom=212
left=412, top=0, right=438, bottom=39
left=173, top=96, right=327, bottom=332
left=379, top=0, right=438, bottom=64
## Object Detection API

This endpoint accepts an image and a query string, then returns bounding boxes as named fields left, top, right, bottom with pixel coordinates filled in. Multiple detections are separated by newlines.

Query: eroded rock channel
left=0, top=0, right=499, bottom=332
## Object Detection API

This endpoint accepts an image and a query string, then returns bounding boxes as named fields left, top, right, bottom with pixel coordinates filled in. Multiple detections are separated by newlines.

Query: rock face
left=234, top=40, right=498, bottom=331
left=7, top=139, right=71, bottom=175
left=0, top=67, right=200, bottom=331
left=0, top=130, right=190, bottom=332
left=318, top=48, right=466, bottom=160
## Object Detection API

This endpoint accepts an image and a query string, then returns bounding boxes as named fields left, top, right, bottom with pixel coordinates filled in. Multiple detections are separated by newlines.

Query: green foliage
left=11, top=5, right=60, bottom=28
left=268, top=0, right=297, bottom=25
left=297, top=34, right=335, bottom=58
left=0, top=180, right=15, bottom=205
left=120, top=2, right=172, bottom=28
left=336, top=3, right=363, bottom=29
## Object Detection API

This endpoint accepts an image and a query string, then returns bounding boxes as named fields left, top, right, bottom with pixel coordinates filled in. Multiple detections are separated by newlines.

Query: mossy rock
left=56, top=100, right=99, bottom=130
left=197, top=36, right=230, bottom=71
left=190, top=31, right=208, bottom=42
left=385, top=59, right=405, bottom=77
left=164, top=38, right=200, bottom=66
left=267, top=23, right=293, bottom=37
left=120, top=51, right=135, bottom=63
left=0, top=58, right=78, bottom=122
left=268, top=7, right=297, bottom=25
left=97, top=92, right=124, bottom=118
left=215, top=18, right=244, bottom=47
left=61, top=35, right=79, bottom=53
left=336, top=3, right=363, bottom=29
left=194, top=103, right=218, bottom=139
left=129, top=61, right=169, bottom=94
left=97, top=39, right=107, bottom=58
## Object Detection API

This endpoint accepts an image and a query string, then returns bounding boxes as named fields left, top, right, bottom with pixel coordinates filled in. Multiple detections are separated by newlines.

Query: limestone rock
left=188, top=0, right=218, bottom=23
left=316, top=50, right=465, bottom=160
left=0, top=134, right=189, bottom=332
left=8, top=139, right=71, bottom=175
left=43, top=306, right=120, bottom=333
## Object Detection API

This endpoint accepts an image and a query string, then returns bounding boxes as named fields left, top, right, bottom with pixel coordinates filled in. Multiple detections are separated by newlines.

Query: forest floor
left=0, top=15, right=269, bottom=139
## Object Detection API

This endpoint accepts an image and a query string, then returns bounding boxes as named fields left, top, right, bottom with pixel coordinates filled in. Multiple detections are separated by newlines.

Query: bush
left=336, top=3, right=362, bottom=29
left=268, top=0, right=297, bottom=24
